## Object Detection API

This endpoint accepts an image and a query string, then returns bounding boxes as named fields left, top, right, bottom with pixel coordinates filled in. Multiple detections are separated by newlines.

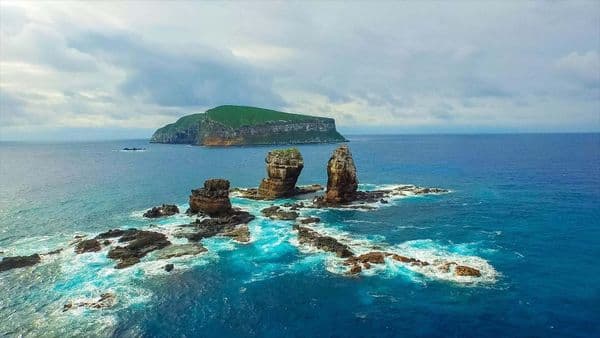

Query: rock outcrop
left=455, top=265, right=482, bottom=277
left=0, top=254, right=41, bottom=272
left=323, top=145, right=359, bottom=204
left=261, top=206, right=299, bottom=220
left=63, top=293, right=116, bottom=311
left=156, top=244, right=207, bottom=259
left=175, top=210, right=255, bottom=242
left=189, top=179, right=232, bottom=216
left=105, top=230, right=171, bottom=269
left=293, top=225, right=354, bottom=258
left=143, top=204, right=179, bottom=218
left=75, top=239, right=102, bottom=254
left=257, top=148, right=304, bottom=199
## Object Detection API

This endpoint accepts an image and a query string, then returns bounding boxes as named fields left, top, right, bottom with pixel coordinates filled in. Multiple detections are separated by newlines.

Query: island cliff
left=150, top=105, right=347, bottom=146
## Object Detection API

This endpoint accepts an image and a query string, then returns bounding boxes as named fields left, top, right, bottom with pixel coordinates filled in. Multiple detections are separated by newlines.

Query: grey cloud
left=68, top=32, right=284, bottom=108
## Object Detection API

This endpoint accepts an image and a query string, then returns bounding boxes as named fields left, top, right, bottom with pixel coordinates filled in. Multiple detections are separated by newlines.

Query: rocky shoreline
left=0, top=144, right=490, bottom=313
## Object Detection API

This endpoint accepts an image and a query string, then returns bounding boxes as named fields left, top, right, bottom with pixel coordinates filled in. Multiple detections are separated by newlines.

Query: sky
left=0, top=1, right=599, bottom=141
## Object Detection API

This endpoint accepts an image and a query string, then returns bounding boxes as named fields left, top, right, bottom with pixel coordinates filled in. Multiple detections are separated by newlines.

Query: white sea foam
left=5, top=182, right=493, bottom=334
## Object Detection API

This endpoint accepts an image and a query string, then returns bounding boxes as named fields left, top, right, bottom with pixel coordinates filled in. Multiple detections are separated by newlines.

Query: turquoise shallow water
left=0, top=134, right=599, bottom=337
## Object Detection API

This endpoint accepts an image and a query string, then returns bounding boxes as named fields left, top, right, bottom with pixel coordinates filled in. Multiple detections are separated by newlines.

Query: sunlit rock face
left=189, top=179, right=232, bottom=216
left=324, top=145, right=358, bottom=204
left=257, top=148, right=304, bottom=199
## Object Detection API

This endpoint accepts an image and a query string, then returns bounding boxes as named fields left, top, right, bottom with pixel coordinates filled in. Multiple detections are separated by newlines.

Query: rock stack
left=324, top=145, right=358, bottom=204
left=257, top=148, right=304, bottom=199
left=189, top=179, right=232, bottom=216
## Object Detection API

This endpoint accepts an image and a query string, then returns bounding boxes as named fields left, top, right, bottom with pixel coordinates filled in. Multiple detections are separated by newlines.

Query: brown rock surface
left=75, top=239, right=102, bottom=254
left=143, top=204, right=179, bottom=218
left=189, top=179, right=232, bottom=216
left=294, top=225, right=354, bottom=258
left=257, top=148, right=304, bottom=199
left=324, top=145, right=358, bottom=204
left=455, top=265, right=482, bottom=277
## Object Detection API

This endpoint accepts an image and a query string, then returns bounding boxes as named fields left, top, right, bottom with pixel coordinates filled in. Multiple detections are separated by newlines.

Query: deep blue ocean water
left=0, top=134, right=599, bottom=337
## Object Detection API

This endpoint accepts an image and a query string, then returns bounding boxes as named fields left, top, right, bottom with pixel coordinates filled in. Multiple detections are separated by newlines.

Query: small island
left=150, top=105, right=347, bottom=146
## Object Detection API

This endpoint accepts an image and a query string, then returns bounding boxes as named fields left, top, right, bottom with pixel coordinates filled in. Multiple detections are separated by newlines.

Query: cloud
left=0, top=1, right=599, bottom=140
left=555, top=51, right=600, bottom=87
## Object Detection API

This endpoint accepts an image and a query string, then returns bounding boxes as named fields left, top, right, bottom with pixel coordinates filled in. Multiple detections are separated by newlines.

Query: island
left=150, top=105, right=347, bottom=146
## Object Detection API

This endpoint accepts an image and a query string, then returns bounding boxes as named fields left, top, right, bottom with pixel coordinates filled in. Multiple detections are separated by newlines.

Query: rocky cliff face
left=151, top=109, right=347, bottom=146
left=199, top=117, right=345, bottom=146
left=189, top=179, right=232, bottom=216
left=324, top=145, right=359, bottom=204
left=257, top=149, right=304, bottom=199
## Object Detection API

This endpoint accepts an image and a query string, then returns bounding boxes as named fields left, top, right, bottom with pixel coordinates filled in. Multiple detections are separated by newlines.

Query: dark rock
left=455, top=265, right=481, bottom=277
left=0, top=254, right=41, bottom=272
left=257, top=148, right=304, bottom=199
left=95, top=229, right=133, bottom=239
left=261, top=206, right=280, bottom=216
left=75, top=239, right=102, bottom=254
left=157, top=244, right=207, bottom=259
left=348, top=264, right=362, bottom=275
left=380, top=199, right=388, bottom=204
left=43, top=248, right=63, bottom=255
left=189, top=179, right=232, bottom=216
left=116, top=256, right=141, bottom=269
left=299, top=217, right=320, bottom=224
left=106, top=230, right=171, bottom=269
left=389, top=254, right=429, bottom=266
left=63, top=293, right=116, bottom=311
left=143, top=204, right=179, bottom=218
left=164, top=263, right=174, bottom=272
left=260, top=205, right=298, bottom=220
left=294, top=225, right=354, bottom=258
left=221, top=224, right=251, bottom=243
left=347, top=252, right=386, bottom=265
left=181, top=210, right=255, bottom=242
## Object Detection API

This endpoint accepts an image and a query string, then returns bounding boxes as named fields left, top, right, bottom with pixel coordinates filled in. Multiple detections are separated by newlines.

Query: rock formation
left=156, top=244, right=207, bottom=259
left=75, top=239, right=102, bottom=254
left=174, top=210, right=255, bottom=242
left=104, top=229, right=171, bottom=269
left=261, top=206, right=299, bottom=220
left=143, top=204, right=179, bottom=218
left=63, top=293, right=116, bottom=311
left=189, top=179, right=232, bottom=216
left=324, top=145, right=359, bottom=204
left=257, top=148, right=304, bottom=199
left=293, top=225, right=354, bottom=258
left=0, top=254, right=41, bottom=272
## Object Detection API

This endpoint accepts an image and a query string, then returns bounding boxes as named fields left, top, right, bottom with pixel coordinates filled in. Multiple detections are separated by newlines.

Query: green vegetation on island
left=150, top=105, right=347, bottom=146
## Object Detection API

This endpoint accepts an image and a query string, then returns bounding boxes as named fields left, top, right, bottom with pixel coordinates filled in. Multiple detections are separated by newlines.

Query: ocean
left=0, top=134, right=598, bottom=337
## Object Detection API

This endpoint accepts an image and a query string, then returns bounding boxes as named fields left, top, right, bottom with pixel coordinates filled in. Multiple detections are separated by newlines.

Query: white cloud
left=0, top=0, right=599, bottom=140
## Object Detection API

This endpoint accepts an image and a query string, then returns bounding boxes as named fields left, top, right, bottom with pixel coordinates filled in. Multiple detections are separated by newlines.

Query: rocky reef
left=294, top=225, right=354, bottom=258
left=257, top=148, right=304, bottom=199
left=0, top=254, right=41, bottom=272
left=292, top=224, right=482, bottom=278
left=102, top=229, right=172, bottom=269
left=189, top=179, right=232, bottom=216
left=175, top=210, right=255, bottom=243
left=63, top=293, right=116, bottom=312
left=143, top=204, right=179, bottom=218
